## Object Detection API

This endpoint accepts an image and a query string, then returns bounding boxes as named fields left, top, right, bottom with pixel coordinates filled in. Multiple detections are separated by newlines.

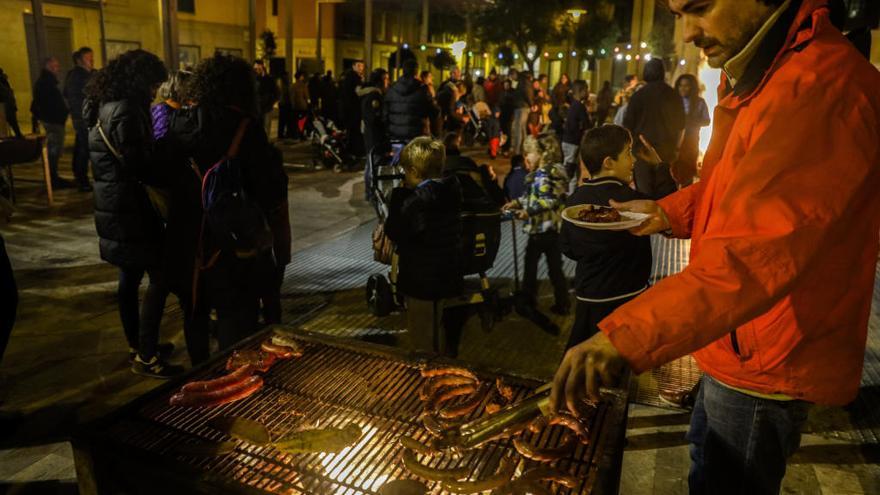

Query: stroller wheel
left=367, top=274, right=394, bottom=317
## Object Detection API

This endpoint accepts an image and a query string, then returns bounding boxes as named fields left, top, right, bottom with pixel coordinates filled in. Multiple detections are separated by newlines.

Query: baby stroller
left=462, top=104, right=490, bottom=147
left=306, top=112, right=349, bottom=171
left=365, top=140, right=407, bottom=316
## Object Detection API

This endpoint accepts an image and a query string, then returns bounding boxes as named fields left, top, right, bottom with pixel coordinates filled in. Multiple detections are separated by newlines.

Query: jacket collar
left=719, top=0, right=828, bottom=107
left=583, top=176, right=628, bottom=187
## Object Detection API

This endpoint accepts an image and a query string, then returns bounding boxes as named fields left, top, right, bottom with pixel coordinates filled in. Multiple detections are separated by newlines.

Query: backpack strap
left=225, top=118, right=250, bottom=159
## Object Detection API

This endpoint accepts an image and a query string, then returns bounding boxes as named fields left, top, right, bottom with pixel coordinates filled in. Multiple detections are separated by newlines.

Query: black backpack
left=200, top=119, right=272, bottom=256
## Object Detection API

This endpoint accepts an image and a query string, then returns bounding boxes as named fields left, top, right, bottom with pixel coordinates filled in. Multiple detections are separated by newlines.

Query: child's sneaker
left=131, top=355, right=184, bottom=379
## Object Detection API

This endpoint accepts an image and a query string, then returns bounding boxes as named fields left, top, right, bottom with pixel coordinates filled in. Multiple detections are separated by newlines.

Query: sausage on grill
left=180, top=365, right=255, bottom=394
left=170, top=376, right=264, bottom=408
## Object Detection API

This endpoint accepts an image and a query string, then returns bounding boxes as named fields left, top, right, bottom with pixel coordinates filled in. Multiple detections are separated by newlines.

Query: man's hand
left=502, top=201, right=518, bottom=211
left=514, top=209, right=529, bottom=220
left=550, top=332, right=628, bottom=415
left=609, top=199, right=671, bottom=236
left=635, top=134, right=663, bottom=166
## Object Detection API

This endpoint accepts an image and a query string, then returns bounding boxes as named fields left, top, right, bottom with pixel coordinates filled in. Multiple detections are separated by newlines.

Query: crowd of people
left=0, top=48, right=715, bottom=379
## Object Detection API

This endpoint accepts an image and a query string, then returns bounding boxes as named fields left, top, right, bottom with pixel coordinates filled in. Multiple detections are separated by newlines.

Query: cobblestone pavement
left=0, top=138, right=877, bottom=493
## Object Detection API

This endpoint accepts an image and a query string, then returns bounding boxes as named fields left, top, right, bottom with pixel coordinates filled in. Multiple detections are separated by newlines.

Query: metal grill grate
left=81, top=330, right=627, bottom=494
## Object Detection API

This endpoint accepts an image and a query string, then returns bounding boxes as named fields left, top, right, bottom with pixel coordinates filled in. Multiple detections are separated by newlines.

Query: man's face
left=354, top=62, right=365, bottom=76
left=253, top=63, right=265, bottom=76
left=424, top=73, right=433, bottom=86
left=451, top=68, right=461, bottom=80
left=668, top=0, right=775, bottom=68
left=46, top=59, right=60, bottom=75
left=678, top=78, right=694, bottom=97
left=80, top=51, right=94, bottom=70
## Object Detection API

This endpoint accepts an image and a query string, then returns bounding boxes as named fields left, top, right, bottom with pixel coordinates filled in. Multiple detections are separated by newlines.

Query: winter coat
left=560, top=177, right=651, bottom=301
left=85, top=98, right=164, bottom=268
left=600, top=0, right=880, bottom=405
left=339, top=69, right=363, bottom=128
left=31, top=70, right=68, bottom=124
left=383, top=76, right=436, bottom=142
left=64, top=65, right=92, bottom=123
left=256, top=74, right=278, bottom=115
left=292, top=80, right=310, bottom=111
left=150, top=101, right=178, bottom=140
left=622, top=80, right=685, bottom=164
left=358, top=86, right=385, bottom=154
left=384, top=178, right=463, bottom=301
left=562, top=99, right=591, bottom=145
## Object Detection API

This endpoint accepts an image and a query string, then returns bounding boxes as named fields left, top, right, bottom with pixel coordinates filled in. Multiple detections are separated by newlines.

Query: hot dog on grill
left=512, top=433, right=575, bottom=462
left=170, top=376, right=263, bottom=408
left=419, top=375, right=478, bottom=401
left=180, top=365, right=255, bottom=394
left=439, top=383, right=491, bottom=419
left=419, top=366, right=478, bottom=381
left=549, top=412, right=590, bottom=444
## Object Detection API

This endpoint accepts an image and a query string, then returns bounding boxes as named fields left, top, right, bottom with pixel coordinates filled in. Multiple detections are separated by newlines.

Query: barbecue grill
left=73, top=327, right=628, bottom=494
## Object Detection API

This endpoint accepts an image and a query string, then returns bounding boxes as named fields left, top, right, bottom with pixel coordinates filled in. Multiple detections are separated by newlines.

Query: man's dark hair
left=368, top=68, right=388, bottom=87
left=73, top=46, right=93, bottom=64
left=402, top=59, right=419, bottom=77
left=186, top=54, right=259, bottom=118
left=643, top=59, right=666, bottom=83
left=580, top=125, right=633, bottom=175
left=624, top=74, right=637, bottom=84
left=84, top=49, right=167, bottom=106
left=419, top=70, right=431, bottom=80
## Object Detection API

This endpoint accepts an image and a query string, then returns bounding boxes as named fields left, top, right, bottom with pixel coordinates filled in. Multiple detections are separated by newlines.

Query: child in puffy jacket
left=503, top=133, right=569, bottom=315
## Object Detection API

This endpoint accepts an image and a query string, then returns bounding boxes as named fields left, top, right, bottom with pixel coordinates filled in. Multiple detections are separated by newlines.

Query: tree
left=495, top=46, right=515, bottom=68
left=476, top=0, right=565, bottom=72
left=572, top=0, right=622, bottom=66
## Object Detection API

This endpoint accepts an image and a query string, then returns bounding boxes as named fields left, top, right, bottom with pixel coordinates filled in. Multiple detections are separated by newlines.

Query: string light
left=616, top=54, right=623, bottom=61
left=680, top=59, right=687, bottom=66
left=402, top=43, right=409, bottom=49
left=635, top=54, right=640, bottom=60
left=514, top=53, right=519, bottom=59
left=626, top=43, right=632, bottom=50
left=600, top=48, right=606, bottom=55
left=483, top=52, right=488, bottom=58
left=587, top=49, right=594, bottom=56
left=543, top=52, right=550, bottom=58
left=420, top=44, right=426, bottom=51
left=640, top=41, right=648, bottom=49
left=571, top=51, right=577, bottom=57
left=557, top=52, right=563, bottom=59
left=436, top=48, right=442, bottom=54
left=498, top=53, right=504, bottom=59
left=644, top=53, right=652, bottom=61
left=625, top=54, right=632, bottom=61
left=614, top=47, right=620, bottom=53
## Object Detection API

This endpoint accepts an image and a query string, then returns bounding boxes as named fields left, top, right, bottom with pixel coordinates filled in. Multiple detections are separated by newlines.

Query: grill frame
left=72, top=327, right=628, bottom=495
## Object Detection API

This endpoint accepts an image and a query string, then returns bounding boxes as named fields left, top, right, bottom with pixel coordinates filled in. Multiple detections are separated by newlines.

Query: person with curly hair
left=83, top=49, right=182, bottom=379
left=170, top=54, right=289, bottom=351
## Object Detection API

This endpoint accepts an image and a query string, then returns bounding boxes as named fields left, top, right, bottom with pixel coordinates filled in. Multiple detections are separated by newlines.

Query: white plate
left=562, top=205, right=651, bottom=231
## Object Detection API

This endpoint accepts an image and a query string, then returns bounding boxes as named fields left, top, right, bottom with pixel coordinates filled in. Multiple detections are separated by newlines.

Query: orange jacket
left=599, top=0, right=880, bottom=406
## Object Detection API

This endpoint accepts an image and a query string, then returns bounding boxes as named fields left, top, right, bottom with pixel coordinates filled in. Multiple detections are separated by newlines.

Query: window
left=178, top=0, right=195, bottom=14
left=272, top=0, right=278, bottom=16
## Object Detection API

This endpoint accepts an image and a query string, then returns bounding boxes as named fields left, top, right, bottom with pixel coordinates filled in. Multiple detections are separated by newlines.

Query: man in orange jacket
left=550, top=0, right=880, bottom=493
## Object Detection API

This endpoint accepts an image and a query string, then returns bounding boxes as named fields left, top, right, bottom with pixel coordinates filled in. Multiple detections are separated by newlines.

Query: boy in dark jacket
left=384, top=137, right=462, bottom=353
left=560, top=125, right=652, bottom=348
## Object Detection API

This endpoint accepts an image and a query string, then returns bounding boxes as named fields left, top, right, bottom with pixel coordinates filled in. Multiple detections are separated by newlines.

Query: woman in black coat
left=83, top=49, right=181, bottom=378
left=176, top=54, right=289, bottom=352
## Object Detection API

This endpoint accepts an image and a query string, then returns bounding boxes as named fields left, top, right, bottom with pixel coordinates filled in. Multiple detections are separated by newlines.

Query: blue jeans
left=687, top=375, right=810, bottom=495
left=510, top=107, right=530, bottom=155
